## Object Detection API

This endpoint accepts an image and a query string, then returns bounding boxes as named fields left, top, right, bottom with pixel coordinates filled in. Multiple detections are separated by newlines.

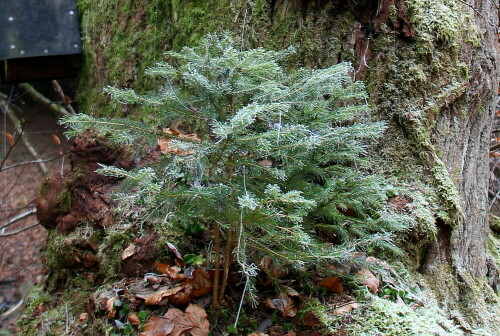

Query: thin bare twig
left=0, top=124, right=25, bottom=171
left=51, top=80, right=76, bottom=115
left=0, top=97, right=48, bottom=174
left=0, top=259, right=36, bottom=282
left=0, top=207, right=37, bottom=231
left=456, top=0, right=499, bottom=29
left=0, top=222, right=40, bottom=237
left=0, top=165, right=28, bottom=206
left=1, top=151, right=68, bottom=172
left=17, top=83, right=72, bottom=117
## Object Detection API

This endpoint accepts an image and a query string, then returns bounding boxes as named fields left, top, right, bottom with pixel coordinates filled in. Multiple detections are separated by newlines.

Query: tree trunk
left=21, top=0, right=499, bottom=333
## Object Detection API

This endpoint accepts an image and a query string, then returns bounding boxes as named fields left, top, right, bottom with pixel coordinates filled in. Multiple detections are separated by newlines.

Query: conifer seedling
left=63, top=33, right=408, bottom=307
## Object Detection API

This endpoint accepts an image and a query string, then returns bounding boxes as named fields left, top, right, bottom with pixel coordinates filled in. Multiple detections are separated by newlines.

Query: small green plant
left=62, top=33, right=409, bottom=306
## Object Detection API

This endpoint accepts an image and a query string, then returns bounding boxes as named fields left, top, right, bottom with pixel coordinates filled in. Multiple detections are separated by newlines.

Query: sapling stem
left=212, top=221, right=221, bottom=308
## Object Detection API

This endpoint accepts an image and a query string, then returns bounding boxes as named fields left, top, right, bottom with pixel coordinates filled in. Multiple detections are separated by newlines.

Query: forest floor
left=0, top=84, right=72, bottom=335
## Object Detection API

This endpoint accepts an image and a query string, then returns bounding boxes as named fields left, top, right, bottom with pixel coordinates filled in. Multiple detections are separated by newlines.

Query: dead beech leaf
left=79, top=313, right=88, bottom=324
left=248, top=333, right=269, bottom=336
left=187, top=267, right=213, bottom=298
left=158, top=128, right=200, bottom=156
left=166, top=242, right=183, bottom=260
left=319, top=276, right=343, bottom=294
left=258, top=159, right=273, bottom=168
left=121, top=243, right=136, bottom=260
left=5, top=133, right=14, bottom=146
left=260, top=256, right=288, bottom=279
left=106, top=297, right=116, bottom=319
left=185, top=304, right=210, bottom=336
left=303, top=310, right=322, bottom=327
left=128, top=312, right=141, bottom=326
left=331, top=301, right=360, bottom=315
left=356, top=268, right=379, bottom=294
left=141, top=304, right=209, bottom=336
left=265, top=293, right=297, bottom=318
left=157, top=262, right=183, bottom=280
left=169, top=291, right=192, bottom=306
left=280, top=286, right=299, bottom=297
left=141, top=315, right=177, bottom=336
left=136, top=285, right=185, bottom=305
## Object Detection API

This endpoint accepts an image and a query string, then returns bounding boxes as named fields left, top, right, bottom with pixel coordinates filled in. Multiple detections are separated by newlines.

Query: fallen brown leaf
left=319, top=276, right=343, bottom=294
left=331, top=301, right=360, bottom=315
left=248, top=333, right=269, bottom=336
left=169, top=291, right=192, bottom=306
left=136, top=285, right=185, bottom=305
left=264, top=293, right=297, bottom=318
left=128, top=312, right=141, bottom=326
left=186, top=267, right=213, bottom=298
left=166, top=242, right=183, bottom=260
left=302, top=310, right=322, bottom=327
left=141, top=315, right=179, bottom=336
left=141, top=304, right=209, bottom=336
left=158, top=128, right=200, bottom=156
left=268, top=325, right=284, bottom=336
left=106, top=297, right=116, bottom=319
left=184, top=304, right=210, bottom=336
left=259, top=256, right=288, bottom=279
left=157, top=262, right=183, bottom=280
left=356, top=268, right=379, bottom=294
left=121, top=243, right=136, bottom=260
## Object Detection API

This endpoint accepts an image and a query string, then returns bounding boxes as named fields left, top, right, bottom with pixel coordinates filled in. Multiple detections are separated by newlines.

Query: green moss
left=18, top=279, right=96, bottom=336
left=491, top=214, right=500, bottom=233
left=97, top=225, right=133, bottom=279
left=44, top=225, right=100, bottom=272
left=76, top=0, right=357, bottom=118
left=334, top=296, right=472, bottom=336
left=487, top=231, right=500, bottom=275
left=406, top=0, right=480, bottom=52
left=56, top=187, right=72, bottom=213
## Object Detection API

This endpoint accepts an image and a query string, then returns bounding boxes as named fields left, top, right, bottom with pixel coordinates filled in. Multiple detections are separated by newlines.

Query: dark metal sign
left=0, top=0, right=82, bottom=82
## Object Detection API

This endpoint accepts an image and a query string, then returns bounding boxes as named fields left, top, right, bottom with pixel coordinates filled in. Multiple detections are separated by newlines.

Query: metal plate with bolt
left=0, top=0, right=82, bottom=82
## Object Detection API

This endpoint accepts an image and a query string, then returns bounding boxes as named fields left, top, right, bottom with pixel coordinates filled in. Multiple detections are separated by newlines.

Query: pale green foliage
left=62, top=33, right=409, bottom=280
left=333, top=296, right=482, bottom=336
left=406, top=0, right=480, bottom=52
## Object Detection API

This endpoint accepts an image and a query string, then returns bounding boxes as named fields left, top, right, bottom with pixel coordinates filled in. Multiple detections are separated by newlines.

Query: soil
left=0, top=83, right=73, bottom=335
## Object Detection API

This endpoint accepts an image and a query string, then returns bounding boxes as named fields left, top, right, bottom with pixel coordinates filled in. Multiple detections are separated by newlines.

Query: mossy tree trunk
left=70, top=0, right=500, bottom=329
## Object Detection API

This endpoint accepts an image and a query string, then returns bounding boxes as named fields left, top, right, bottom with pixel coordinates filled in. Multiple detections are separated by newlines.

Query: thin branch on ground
left=17, top=83, right=72, bottom=117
